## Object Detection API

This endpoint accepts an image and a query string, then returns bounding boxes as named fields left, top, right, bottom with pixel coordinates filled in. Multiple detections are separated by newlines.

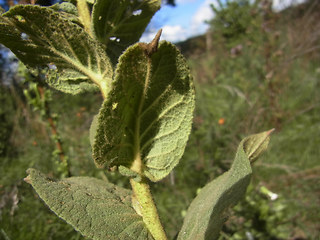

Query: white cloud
left=141, top=0, right=217, bottom=43
left=140, top=25, right=188, bottom=43
left=162, top=25, right=189, bottom=42
left=272, top=0, right=306, bottom=11
left=190, top=0, right=216, bottom=36
left=140, top=31, right=156, bottom=43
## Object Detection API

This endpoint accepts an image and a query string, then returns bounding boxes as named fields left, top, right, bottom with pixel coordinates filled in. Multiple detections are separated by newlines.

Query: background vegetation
left=1, top=0, right=319, bottom=239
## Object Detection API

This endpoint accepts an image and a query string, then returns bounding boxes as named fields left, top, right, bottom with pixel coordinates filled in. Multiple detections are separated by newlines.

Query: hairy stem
left=130, top=178, right=168, bottom=240
left=37, top=85, right=71, bottom=177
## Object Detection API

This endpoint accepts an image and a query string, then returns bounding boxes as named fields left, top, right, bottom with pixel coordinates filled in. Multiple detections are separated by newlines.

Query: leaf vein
left=140, top=95, right=185, bottom=141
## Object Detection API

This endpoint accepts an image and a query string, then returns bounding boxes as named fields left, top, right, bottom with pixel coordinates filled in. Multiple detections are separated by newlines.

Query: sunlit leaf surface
left=93, top=41, right=195, bottom=181
left=0, top=5, right=112, bottom=94
left=178, top=130, right=272, bottom=240
left=25, top=168, right=154, bottom=240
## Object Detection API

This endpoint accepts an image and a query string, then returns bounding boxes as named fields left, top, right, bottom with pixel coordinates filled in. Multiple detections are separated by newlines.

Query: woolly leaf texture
left=25, top=168, right=154, bottom=240
left=93, top=41, right=195, bottom=182
left=0, top=5, right=112, bottom=94
left=178, top=130, right=273, bottom=240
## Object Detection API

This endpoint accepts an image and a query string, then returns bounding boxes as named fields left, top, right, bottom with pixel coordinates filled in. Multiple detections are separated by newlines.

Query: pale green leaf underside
left=92, top=0, right=161, bottom=65
left=26, top=168, right=154, bottom=240
left=0, top=5, right=112, bottom=94
left=178, top=130, right=272, bottom=240
left=93, top=41, right=195, bottom=182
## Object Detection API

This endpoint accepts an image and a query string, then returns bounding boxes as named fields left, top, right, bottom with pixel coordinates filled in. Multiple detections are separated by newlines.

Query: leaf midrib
left=7, top=13, right=111, bottom=92
left=131, top=58, right=152, bottom=174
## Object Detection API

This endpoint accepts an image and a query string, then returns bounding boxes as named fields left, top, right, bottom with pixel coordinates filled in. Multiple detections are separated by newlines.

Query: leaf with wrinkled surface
left=178, top=130, right=273, bottom=240
left=92, top=0, right=161, bottom=65
left=0, top=5, right=112, bottom=94
left=25, top=168, right=154, bottom=240
left=50, top=2, right=78, bottom=15
left=93, top=41, right=195, bottom=182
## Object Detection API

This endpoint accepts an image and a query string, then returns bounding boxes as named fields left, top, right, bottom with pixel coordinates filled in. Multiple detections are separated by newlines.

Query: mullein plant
left=0, top=1, right=273, bottom=239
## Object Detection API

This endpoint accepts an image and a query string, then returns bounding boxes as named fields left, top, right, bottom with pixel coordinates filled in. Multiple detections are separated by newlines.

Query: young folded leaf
left=92, top=0, right=161, bottom=65
left=0, top=5, right=113, bottom=95
left=244, top=128, right=274, bottom=163
left=93, top=41, right=195, bottom=182
left=25, top=168, right=154, bottom=240
left=178, top=130, right=273, bottom=240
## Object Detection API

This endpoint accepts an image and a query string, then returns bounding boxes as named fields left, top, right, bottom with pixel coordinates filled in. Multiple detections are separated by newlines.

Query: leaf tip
left=23, top=168, right=36, bottom=184
left=267, top=128, right=276, bottom=135
left=140, top=29, right=162, bottom=57
left=24, top=175, right=32, bottom=184
left=244, top=129, right=274, bottom=164
left=24, top=168, right=36, bottom=184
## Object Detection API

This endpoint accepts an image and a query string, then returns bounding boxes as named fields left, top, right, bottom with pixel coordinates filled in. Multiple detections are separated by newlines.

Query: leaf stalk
left=130, top=178, right=168, bottom=240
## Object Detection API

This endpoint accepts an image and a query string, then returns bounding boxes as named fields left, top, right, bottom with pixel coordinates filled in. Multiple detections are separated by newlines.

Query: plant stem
left=77, top=0, right=93, bottom=38
left=37, top=85, right=71, bottom=177
left=130, top=178, right=168, bottom=240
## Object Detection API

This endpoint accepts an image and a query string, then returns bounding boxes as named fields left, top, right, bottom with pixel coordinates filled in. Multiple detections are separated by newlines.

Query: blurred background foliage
left=0, top=0, right=319, bottom=239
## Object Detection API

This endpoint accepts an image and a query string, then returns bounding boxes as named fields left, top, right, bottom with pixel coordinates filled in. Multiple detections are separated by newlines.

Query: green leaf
left=0, top=5, right=112, bottom=95
left=89, top=114, right=99, bottom=147
left=244, top=128, right=274, bottom=163
left=50, top=2, right=79, bottom=16
left=177, top=130, right=273, bottom=240
left=93, top=41, right=195, bottom=182
left=25, top=168, right=154, bottom=240
left=118, top=165, right=142, bottom=182
left=92, top=0, right=161, bottom=65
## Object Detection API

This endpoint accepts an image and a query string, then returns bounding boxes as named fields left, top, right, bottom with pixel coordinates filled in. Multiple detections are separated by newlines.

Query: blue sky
left=141, top=0, right=216, bottom=43
left=141, top=0, right=307, bottom=43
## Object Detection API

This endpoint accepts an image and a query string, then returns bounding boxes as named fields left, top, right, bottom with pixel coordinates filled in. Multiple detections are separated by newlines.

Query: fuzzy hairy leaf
left=49, top=2, right=79, bottom=18
left=92, top=0, right=161, bottom=65
left=93, top=41, right=195, bottom=182
left=25, top=168, right=154, bottom=240
left=0, top=5, right=112, bottom=94
left=178, top=130, right=273, bottom=240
